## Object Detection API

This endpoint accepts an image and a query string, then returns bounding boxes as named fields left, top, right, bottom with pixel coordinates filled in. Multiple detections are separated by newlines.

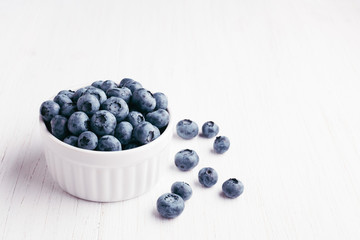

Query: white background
left=1, top=0, right=360, bottom=239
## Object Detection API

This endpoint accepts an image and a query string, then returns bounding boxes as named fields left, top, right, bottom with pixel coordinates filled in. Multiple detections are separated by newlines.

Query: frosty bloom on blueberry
left=213, top=136, right=230, bottom=154
left=202, top=121, right=219, bottom=138
left=171, top=182, right=192, bottom=201
left=156, top=193, right=185, bottom=219
left=222, top=178, right=244, bottom=199
left=174, top=149, right=199, bottom=171
left=198, top=167, right=218, bottom=188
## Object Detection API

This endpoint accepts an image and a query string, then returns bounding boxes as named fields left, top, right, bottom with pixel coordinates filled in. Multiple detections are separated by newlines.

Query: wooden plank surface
left=1, top=0, right=360, bottom=239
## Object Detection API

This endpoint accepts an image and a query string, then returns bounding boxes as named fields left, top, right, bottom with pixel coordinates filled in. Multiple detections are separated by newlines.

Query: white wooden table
left=1, top=0, right=360, bottom=239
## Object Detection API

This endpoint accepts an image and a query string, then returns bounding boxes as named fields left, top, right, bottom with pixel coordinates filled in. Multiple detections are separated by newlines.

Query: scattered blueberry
left=106, top=87, right=132, bottom=104
left=91, top=80, right=104, bottom=89
left=77, top=94, right=100, bottom=116
left=40, top=100, right=60, bottom=122
left=63, top=135, right=78, bottom=146
left=176, top=119, right=198, bottom=139
left=201, top=121, right=219, bottom=138
left=101, top=97, right=129, bottom=122
left=114, top=121, right=133, bottom=145
left=156, top=193, right=185, bottom=219
left=222, top=178, right=244, bottom=199
left=174, top=149, right=199, bottom=171
left=146, top=109, right=169, bottom=129
left=153, top=92, right=168, bottom=110
left=133, top=121, right=159, bottom=144
left=97, top=135, right=122, bottom=151
left=171, top=182, right=192, bottom=201
left=126, top=111, right=145, bottom=127
left=213, top=136, right=230, bottom=154
left=90, top=110, right=117, bottom=136
left=77, top=131, right=98, bottom=150
left=100, top=80, right=118, bottom=92
left=50, top=115, right=68, bottom=140
left=67, top=111, right=90, bottom=136
left=131, top=88, right=156, bottom=113
left=198, top=167, right=218, bottom=188
left=119, top=78, right=134, bottom=88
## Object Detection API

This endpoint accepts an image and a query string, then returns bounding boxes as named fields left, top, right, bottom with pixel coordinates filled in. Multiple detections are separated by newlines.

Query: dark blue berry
left=222, top=178, right=244, bottom=199
left=198, top=167, right=218, bottom=188
left=77, top=94, right=100, bottom=116
left=119, top=78, right=134, bottom=88
left=174, top=149, right=199, bottom=171
left=101, top=97, right=129, bottom=122
left=67, top=111, right=90, bottom=136
left=133, top=121, right=159, bottom=144
left=63, top=135, right=78, bottom=146
left=91, top=80, right=104, bottom=89
left=153, top=92, right=168, bottom=110
left=131, top=88, right=156, bottom=113
left=126, top=111, right=145, bottom=127
left=97, top=135, right=122, bottom=151
left=171, top=182, right=192, bottom=201
left=78, top=131, right=98, bottom=150
left=213, top=136, right=230, bottom=154
left=50, top=115, right=68, bottom=140
left=100, top=80, right=118, bottom=92
left=176, top=119, right=198, bottom=139
left=201, top=121, right=219, bottom=138
left=106, top=87, right=132, bottom=104
left=90, top=110, right=117, bottom=136
left=53, top=94, right=73, bottom=107
left=40, top=100, right=60, bottom=122
left=114, top=121, right=133, bottom=145
left=156, top=193, right=185, bottom=219
left=146, top=109, right=169, bottom=129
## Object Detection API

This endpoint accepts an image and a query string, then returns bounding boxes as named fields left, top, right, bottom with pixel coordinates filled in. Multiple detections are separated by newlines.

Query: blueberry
left=133, top=121, right=158, bottom=144
left=126, top=111, right=145, bottom=127
left=91, top=80, right=104, bottom=89
left=114, top=121, right=133, bottom=145
left=176, top=119, right=198, bottom=139
left=67, top=111, right=90, bottom=136
left=171, top=182, right=192, bottom=201
left=174, top=149, right=199, bottom=171
left=198, top=167, right=218, bottom=188
left=146, top=109, right=169, bottom=129
left=201, top=121, right=219, bottom=138
left=106, top=87, right=132, bottom=104
left=63, top=135, right=78, bottom=146
left=119, top=78, right=134, bottom=88
left=222, top=178, right=244, bottom=199
left=153, top=92, right=168, bottom=110
left=40, top=100, right=60, bottom=122
left=73, top=87, right=88, bottom=103
left=53, top=94, right=73, bottom=107
left=77, top=94, right=100, bottom=116
left=50, top=115, right=68, bottom=140
left=131, top=88, right=156, bottom=113
left=123, top=142, right=140, bottom=150
left=77, top=131, right=98, bottom=150
left=90, top=110, right=117, bottom=136
left=100, top=80, right=118, bottom=92
left=97, top=135, right=122, bottom=151
left=156, top=193, right=185, bottom=219
left=84, top=87, right=107, bottom=104
left=126, top=81, right=143, bottom=93
left=101, top=97, right=129, bottom=122
left=213, top=136, right=230, bottom=154
left=57, top=90, right=75, bottom=100
left=60, top=102, right=77, bottom=117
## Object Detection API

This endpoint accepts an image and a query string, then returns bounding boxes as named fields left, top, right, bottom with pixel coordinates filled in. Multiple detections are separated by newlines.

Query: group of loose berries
left=39, top=79, right=169, bottom=151
left=156, top=119, right=244, bottom=219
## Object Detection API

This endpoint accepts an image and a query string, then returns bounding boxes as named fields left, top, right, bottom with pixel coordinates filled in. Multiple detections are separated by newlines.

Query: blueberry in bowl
left=39, top=80, right=172, bottom=202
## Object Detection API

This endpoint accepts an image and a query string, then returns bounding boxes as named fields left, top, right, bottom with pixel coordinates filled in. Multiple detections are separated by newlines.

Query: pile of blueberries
left=39, top=79, right=169, bottom=151
left=156, top=120, right=244, bottom=219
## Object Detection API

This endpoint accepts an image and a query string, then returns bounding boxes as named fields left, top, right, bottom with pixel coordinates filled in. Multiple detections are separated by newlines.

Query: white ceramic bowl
left=39, top=110, right=172, bottom=202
